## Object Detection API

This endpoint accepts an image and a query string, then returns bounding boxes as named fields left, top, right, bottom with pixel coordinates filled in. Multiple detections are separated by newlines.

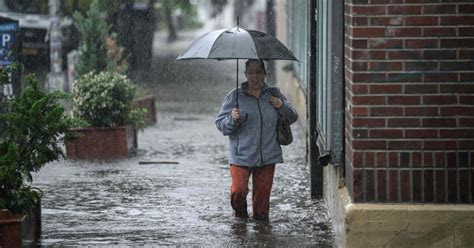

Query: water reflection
left=230, top=220, right=248, bottom=245
left=253, top=221, right=275, bottom=244
left=230, top=220, right=276, bottom=246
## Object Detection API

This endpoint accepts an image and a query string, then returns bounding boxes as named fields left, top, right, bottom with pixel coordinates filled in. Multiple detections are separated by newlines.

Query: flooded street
left=32, top=29, right=335, bottom=246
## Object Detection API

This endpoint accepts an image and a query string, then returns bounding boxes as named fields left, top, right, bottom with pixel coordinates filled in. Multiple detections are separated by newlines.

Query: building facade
left=273, top=0, right=474, bottom=247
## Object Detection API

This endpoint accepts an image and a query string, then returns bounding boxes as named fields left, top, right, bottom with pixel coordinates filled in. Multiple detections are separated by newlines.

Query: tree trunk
left=164, top=1, right=177, bottom=42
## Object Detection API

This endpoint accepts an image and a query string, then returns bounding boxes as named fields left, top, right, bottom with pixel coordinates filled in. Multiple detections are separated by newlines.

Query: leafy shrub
left=72, top=71, right=145, bottom=129
left=0, top=71, right=78, bottom=215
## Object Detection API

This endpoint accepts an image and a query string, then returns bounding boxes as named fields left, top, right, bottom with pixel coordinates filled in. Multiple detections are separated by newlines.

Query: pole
left=266, top=0, right=276, bottom=84
left=236, top=16, right=240, bottom=108
left=236, top=58, right=239, bottom=108
left=309, top=0, right=323, bottom=199
left=47, top=0, right=65, bottom=92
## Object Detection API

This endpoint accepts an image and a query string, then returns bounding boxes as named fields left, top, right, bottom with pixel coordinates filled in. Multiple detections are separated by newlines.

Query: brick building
left=345, top=0, right=473, bottom=204
left=272, top=0, right=474, bottom=247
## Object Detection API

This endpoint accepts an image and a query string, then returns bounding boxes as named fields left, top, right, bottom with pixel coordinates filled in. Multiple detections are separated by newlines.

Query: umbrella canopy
left=176, top=26, right=298, bottom=61
left=176, top=24, right=298, bottom=115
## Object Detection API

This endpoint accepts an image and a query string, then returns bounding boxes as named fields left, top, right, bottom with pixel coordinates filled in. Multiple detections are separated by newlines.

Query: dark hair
left=245, top=59, right=266, bottom=75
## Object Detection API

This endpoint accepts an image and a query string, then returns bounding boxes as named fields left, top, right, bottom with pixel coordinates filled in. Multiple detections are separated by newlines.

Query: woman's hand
left=269, top=96, right=283, bottom=109
left=231, top=108, right=240, bottom=121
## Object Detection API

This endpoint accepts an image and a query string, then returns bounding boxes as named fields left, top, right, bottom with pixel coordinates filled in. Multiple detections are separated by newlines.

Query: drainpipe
left=309, top=0, right=323, bottom=199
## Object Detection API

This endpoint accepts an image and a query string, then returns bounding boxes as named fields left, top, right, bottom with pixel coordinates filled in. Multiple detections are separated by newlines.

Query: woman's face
left=245, top=62, right=265, bottom=90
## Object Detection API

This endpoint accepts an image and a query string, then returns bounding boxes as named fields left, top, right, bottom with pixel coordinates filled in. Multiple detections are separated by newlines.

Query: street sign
left=0, top=17, right=20, bottom=98
left=0, top=21, right=18, bottom=66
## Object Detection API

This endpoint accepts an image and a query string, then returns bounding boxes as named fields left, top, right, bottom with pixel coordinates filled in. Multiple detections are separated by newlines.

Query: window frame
left=315, top=0, right=344, bottom=165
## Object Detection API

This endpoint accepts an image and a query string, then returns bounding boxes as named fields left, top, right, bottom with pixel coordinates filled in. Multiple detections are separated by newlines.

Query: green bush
left=0, top=70, right=78, bottom=215
left=72, top=71, right=145, bottom=129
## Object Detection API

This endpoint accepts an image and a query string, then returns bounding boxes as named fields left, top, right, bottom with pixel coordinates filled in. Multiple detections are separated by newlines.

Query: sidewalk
left=34, top=112, right=334, bottom=246
left=32, top=9, right=335, bottom=246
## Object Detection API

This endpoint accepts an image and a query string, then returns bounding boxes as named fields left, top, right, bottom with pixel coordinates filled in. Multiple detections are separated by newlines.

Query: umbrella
left=176, top=19, right=298, bottom=109
left=176, top=27, right=298, bottom=61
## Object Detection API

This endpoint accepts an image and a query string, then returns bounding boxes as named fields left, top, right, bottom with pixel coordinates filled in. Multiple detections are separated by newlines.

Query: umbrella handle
left=236, top=58, right=239, bottom=107
left=234, top=57, right=248, bottom=123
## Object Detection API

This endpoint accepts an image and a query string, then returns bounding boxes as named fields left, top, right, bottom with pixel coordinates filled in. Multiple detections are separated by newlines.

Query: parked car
left=0, top=0, right=79, bottom=69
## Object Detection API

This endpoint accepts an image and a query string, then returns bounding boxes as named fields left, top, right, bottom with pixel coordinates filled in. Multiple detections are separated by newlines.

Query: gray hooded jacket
left=215, top=82, right=298, bottom=167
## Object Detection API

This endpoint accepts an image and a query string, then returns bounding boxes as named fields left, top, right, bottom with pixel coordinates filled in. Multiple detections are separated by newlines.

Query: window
left=315, top=0, right=344, bottom=164
left=316, top=0, right=329, bottom=146
left=287, top=0, right=309, bottom=91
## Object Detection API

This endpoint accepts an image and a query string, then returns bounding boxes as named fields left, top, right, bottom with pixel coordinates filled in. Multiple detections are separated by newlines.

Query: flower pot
left=133, top=95, right=157, bottom=125
left=22, top=197, right=42, bottom=245
left=0, top=197, right=42, bottom=247
left=66, top=125, right=137, bottom=160
left=0, top=210, right=24, bottom=247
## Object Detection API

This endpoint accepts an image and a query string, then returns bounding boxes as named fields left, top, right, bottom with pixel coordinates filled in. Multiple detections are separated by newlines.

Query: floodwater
left=32, top=29, right=335, bottom=246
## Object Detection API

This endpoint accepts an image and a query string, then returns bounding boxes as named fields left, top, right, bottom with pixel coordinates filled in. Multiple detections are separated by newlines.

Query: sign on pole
left=0, top=17, right=19, bottom=98
left=0, top=20, right=18, bottom=66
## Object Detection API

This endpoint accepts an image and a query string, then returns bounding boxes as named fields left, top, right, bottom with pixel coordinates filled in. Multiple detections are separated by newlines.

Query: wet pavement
left=32, top=26, right=335, bottom=247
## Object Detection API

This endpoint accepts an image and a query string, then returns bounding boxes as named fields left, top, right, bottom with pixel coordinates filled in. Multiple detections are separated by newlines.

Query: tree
left=61, top=0, right=121, bottom=17
left=159, top=0, right=194, bottom=42
left=72, top=0, right=109, bottom=76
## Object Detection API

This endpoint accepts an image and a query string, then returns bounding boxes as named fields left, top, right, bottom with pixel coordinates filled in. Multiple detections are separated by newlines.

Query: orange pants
left=230, top=164, right=275, bottom=221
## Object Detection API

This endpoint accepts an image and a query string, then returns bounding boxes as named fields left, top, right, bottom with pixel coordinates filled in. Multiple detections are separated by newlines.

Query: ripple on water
left=33, top=111, right=334, bottom=246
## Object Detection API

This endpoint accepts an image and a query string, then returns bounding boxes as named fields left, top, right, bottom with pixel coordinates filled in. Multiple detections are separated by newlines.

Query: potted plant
left=132, top=87, right=157, bottom=125
left=66, top=71, right=145, bottom=160
left=0, top=66, right=77, bottom=246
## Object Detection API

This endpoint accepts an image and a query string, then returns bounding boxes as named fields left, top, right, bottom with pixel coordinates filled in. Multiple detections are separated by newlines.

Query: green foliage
left=62, top=0, right=94, bottom=16
left=73, top=0, right=110, bottom=76
left=0, top=71, right=78, bottom=215
left=62, top=0, right=129, bottom=17
left=72, top=71, right=146, bottom=129
left=4, top=0, right=49, bottom=15
left=72, top=0, right=129, bottom=75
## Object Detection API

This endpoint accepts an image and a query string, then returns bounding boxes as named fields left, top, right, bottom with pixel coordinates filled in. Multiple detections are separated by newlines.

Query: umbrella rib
left=177, top=29, right=226, bottom=59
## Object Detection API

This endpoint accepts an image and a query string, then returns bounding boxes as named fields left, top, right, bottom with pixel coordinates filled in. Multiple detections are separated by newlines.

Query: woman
left=215, top=59, right=298, bottom=221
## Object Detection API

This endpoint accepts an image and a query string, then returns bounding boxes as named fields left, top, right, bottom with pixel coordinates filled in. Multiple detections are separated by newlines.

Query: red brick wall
left=344, top=0, right=474, bottom=203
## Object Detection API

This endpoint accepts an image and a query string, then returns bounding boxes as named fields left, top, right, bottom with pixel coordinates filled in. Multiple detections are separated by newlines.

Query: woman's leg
left=230, top=165, right=251, bottom=218
left=251, top=164, right=275, bottom=221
